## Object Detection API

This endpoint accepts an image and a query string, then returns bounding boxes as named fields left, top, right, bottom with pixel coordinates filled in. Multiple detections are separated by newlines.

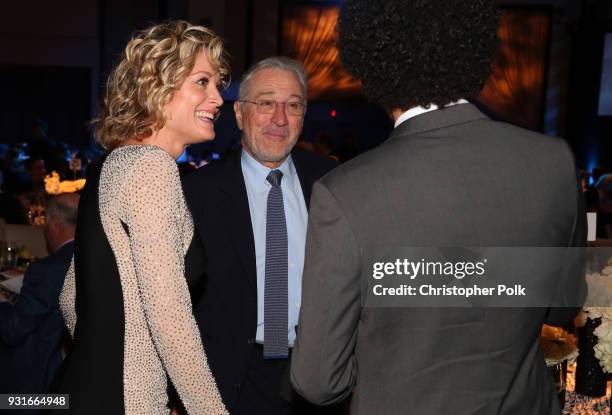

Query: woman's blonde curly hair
left=94, top=20, right=230, bottom=149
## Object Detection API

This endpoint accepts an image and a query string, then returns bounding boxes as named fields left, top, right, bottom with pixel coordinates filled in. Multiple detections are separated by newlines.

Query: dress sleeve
left=118, top=150, right=227, bottom=414
left=59, top=257, right=77, bottom=338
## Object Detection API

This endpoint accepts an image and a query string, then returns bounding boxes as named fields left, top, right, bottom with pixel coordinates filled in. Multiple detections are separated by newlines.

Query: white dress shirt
left=241, top=150, right=308, bottom=347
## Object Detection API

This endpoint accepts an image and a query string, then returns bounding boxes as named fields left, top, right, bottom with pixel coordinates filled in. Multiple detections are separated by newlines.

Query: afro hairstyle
left=338, top=0, right=500, bottom=111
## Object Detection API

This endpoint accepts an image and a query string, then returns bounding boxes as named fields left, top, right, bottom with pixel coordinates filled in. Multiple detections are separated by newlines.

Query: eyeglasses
left=239, top=99, right=306, bottom=116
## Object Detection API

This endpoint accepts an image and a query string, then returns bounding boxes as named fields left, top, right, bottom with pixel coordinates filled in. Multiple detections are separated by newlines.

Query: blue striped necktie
left=264, top=169, right=289, bottom=359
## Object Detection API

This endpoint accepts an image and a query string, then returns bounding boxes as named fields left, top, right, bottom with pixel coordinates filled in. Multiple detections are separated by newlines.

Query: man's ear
left=234, top=101, right=243, bottom=130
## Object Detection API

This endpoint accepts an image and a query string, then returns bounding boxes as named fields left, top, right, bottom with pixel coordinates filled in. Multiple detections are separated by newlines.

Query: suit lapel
left=217, top=153, right=258, bottom=291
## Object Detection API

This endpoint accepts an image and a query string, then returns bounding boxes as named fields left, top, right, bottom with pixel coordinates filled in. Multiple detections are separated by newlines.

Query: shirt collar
left=241, top=149, right=295, bottom=188
left=394, top=99, right=469, bottom=128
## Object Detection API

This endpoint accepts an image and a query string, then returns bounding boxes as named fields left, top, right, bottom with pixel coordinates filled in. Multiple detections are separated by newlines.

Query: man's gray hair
left=46, top=194, right=79, bottom=227
left=238, top=56, right=308, bottom=102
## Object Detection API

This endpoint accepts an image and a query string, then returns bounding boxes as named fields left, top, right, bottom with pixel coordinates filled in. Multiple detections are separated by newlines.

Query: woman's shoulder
left=103, top=145, right=180, bottom=194
left=108, top=145, right=177, bottom=176
left=109, top=144, right=175, bottom=166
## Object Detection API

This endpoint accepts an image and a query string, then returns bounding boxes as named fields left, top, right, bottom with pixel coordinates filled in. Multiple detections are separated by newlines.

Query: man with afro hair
left=291, top=1, right=586, bottom=414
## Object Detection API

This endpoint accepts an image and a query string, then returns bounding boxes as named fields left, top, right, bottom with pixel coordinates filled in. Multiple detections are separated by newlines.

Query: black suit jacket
left=183, top=148, right=336, bottom=409
left=0, top=242, right=73, bottom=394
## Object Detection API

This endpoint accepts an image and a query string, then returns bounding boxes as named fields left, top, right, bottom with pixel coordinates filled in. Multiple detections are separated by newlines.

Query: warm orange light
left=282, top=6, right=548, bottom=129
left=44, top=171, right=86, bottom=195
left=477, top=11, right=549, bottom=130
left=282, top=6, right=362, bottom=100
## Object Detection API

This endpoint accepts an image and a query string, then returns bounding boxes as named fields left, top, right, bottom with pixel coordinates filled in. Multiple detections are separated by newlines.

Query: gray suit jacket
left=291, top=104, right=586, bottom=415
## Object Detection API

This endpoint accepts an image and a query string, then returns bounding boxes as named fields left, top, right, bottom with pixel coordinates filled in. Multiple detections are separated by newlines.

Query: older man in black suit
left=0, top=193, right=79, bottom=396
left=183, top=57, right=337, bottom=414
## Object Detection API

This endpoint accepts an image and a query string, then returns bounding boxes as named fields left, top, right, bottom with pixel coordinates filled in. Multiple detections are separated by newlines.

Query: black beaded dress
left=55, top=146, right=227, bottom=414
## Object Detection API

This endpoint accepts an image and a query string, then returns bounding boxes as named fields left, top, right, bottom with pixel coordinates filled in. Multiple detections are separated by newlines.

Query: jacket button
left=247, top=338, right=255, bottom=345
left=234, top=383, right=241, bottom=389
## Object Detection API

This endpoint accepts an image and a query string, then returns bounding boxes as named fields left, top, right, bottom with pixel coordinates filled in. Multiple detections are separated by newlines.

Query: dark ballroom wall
left=0, top=0, right=99, bottom=146
left=565, top=0, right=612, bottom=173
left=0, top=0, right=279, bottom=147
left=498, top=0, right=611, bottom=171
left=1, top=0, right=611, bottom=171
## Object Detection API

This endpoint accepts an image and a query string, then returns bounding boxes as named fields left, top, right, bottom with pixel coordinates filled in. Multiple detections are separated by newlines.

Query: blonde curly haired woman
left=55, top=21, right=229, bottom=414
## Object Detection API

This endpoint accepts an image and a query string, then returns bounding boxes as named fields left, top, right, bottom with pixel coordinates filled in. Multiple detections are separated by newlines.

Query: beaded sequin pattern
left=60, top=145, right=228, bottom=414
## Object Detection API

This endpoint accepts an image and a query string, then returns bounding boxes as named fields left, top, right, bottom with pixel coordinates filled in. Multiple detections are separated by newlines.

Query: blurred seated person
left=581, top=171, right=599, bottom=212
left=595, top=173, right=612, bottom=238
left=0, top=193, right=79, bottom=394
left=48, top=144, right=71, bottom=180
left=29, top=120, right=73, bottom=179
left=24, top=157, right=48, bottom=204
left=29, top=120, right=55, bottom=163
left=595, top=173, right=612, bottom=212
left=0, top=158, right=48, bottom=224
